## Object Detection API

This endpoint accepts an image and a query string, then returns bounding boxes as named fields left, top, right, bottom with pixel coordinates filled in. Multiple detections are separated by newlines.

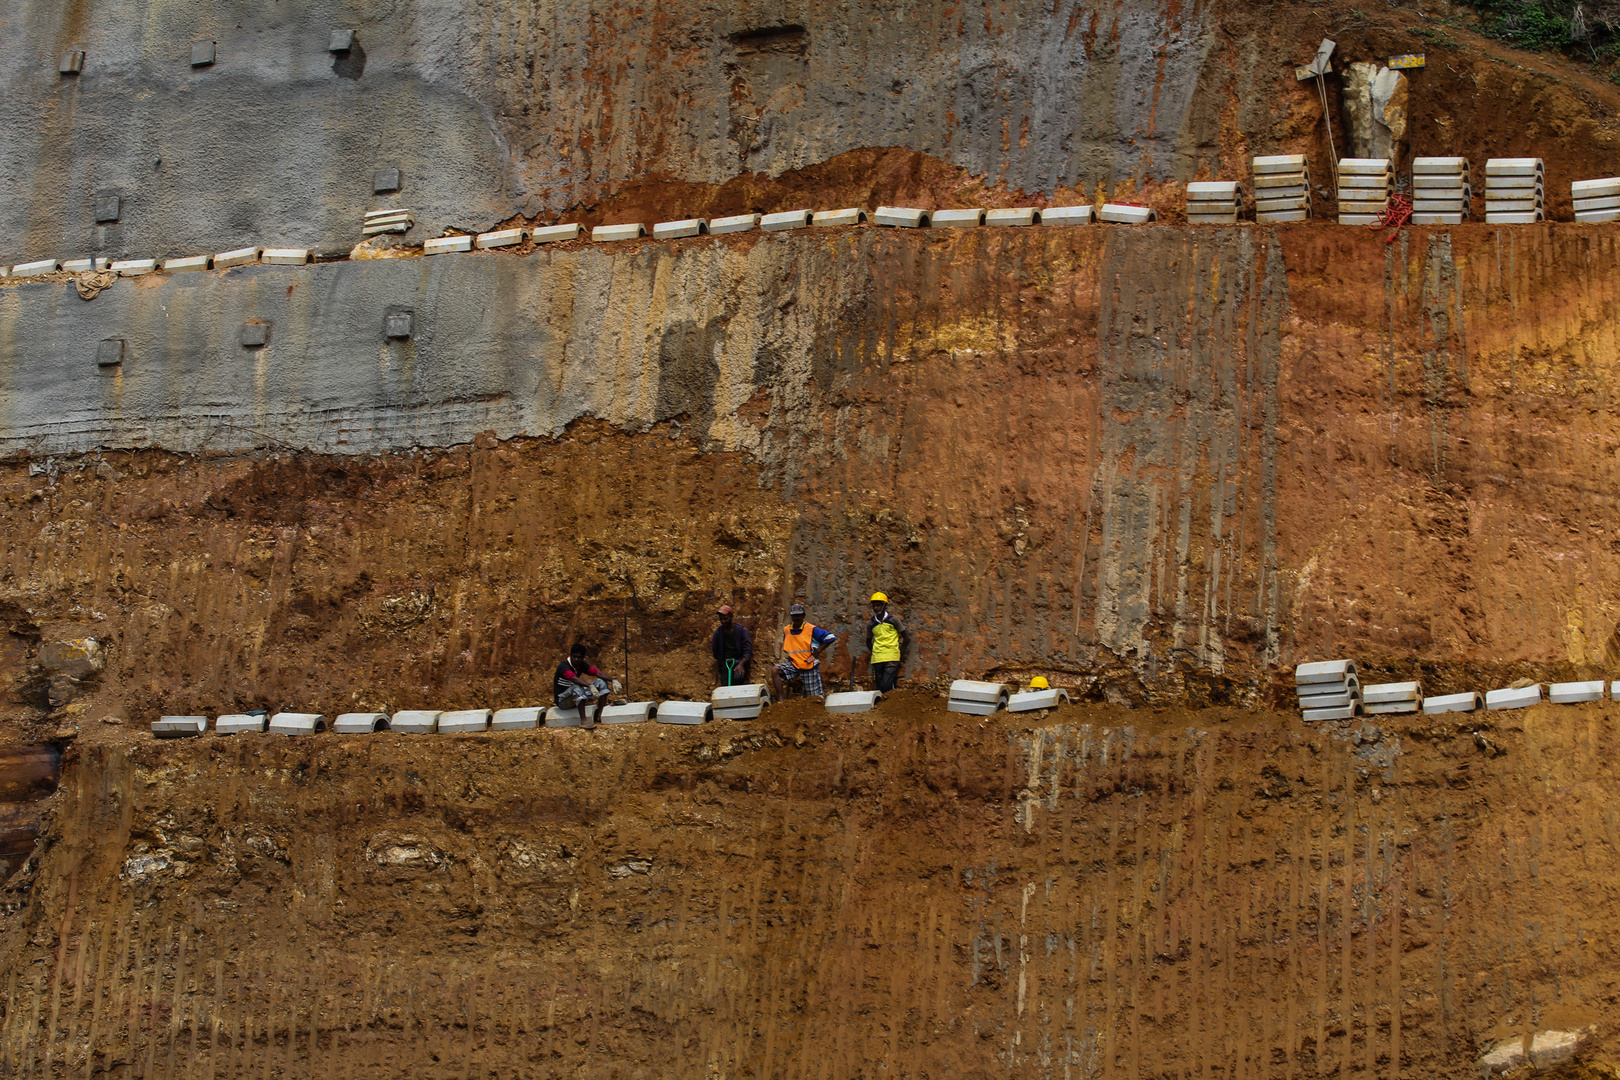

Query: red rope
left=1370, top=193, right=1413, bottom=243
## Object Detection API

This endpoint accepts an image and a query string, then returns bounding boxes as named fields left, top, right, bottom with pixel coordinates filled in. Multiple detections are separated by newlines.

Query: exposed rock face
left=1341, top=62, right=1409, bottom=163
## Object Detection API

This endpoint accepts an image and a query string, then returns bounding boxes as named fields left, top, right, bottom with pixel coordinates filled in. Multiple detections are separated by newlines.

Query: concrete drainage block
left=1361, top=681, right=1420, bottom=715
left=475, top=228, right=527, bottom=249
left=215, top=247, right=261, bottom=269
left=931, top=208, right=985, bottom=228
left=262, top=248, right=310, bottom=265
left=761, top=209, right=812, bottom=232
left=153, top=715, right=207, bottom=738
left=363, top=209, right=414, bottom=236
left=491, top=708, right=542, bottom=730
left=1549, top=680, right=1604, bottom=704
left=1008, top=688, right=1071, bottom=712
left=1295, top=659, right=1357, bottom=684
left=1422, top=691, right=1482, bottom=714
left=1413, top=213, right=1466, bottom=225
left=1486, top=685, right=1542, bottom=710
left=1302, top=704, right=1360, bottom=721
left=1040, top=206, right=1093, bottom=225
left=215, top=713, right=267, bottom=734
left=713, top=684, right=770, bottom=720
left=1098, top=204, right=1156, bottom=224
left=824, top=691, right=881, bottom=714
left=268, top=712, right=326, bottom=735
left=986, top=208, right=1038, bottom=226
left=656, top=701, right=713, bottom=725
left=812, top=208, right=867, bottom=228
left=61, top=258, right=112, bottom=273
left=601, top=701, right=657, bottom=724
left=709, top=213, right=760, bottom=234
left=333, top=712, right=389, bottom=733
left=424, top=236, right=473, bottom=256
left=651, top=219, right=708, bottom=240
left=12, top=259, right=61, bottom=277
left=163, top=255, right=211, bottom=273
left=543, top=707, right=582, bottom=728
left=390, top=710, right=440, bottom=733
left=874, top=206, right=929, bottom=228
left=1253, top=154, right=1308, bottom=174
left=591, top=223, right=646, bottom=242
left=531, top=224, right=582, bottom=244
left=1298, top=687, right=1359, bottom=710
left=438, top=709, right=492, bottom=732
left=947, top=680, right=1009, bottom=716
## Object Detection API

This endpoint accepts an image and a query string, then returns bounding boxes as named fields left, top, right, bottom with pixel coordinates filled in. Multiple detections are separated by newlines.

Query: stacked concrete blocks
left=1253, top=155, right=1311, bottom=222
left=1362, top=681, right=1422, bottom=715
left=947, top=680, right=1009, bottom=715
left=1098, top=204, right=1156, bottom=223
left=1008, top=687, right=1072, bottom=712
left=713, top=684, right=770, bottom=720
left=1549, top=681, right=1605, bottom=703
left=1185, top=182, right=1241, bottom=224
left=362, top=209, right=414, bottom=236
left=1572, top=178, right=1620, bottom=223
left=1486, top=684, right=1542, bottom=710
left=825, top=691, right=882, bottom=714
left=1295, top=660, right=1361, bottom=719
left=1423, top=691, right=1482, bottom=714
left=1412, top=158, right=1472, bottom=225
left=333, top=712, right=389, bottom=733
left=1485, top=159, right=1545, bottom=223
left=1337, top=159, right=1393, bottom=225
left=656, top=701, right=713, bottom=725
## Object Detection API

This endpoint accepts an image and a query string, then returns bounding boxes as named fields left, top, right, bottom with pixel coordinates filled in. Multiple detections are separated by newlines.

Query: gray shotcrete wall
left=0, top=0, right=1219, bottom=264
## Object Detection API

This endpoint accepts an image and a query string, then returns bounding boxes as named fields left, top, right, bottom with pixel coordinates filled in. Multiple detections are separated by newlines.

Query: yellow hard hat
left=870, top=591, right=888, bottom=603
left=1030, top=676, right=1050, bottom=689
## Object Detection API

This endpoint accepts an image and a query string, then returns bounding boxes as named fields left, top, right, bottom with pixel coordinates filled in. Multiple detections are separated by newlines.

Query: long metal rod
left=1318, top=73, right=1340, bottom=193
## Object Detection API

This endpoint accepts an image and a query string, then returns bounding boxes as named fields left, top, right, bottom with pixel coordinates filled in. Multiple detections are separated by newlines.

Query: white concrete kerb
left=215, top=713, right=267, bottom=734
left=334, top=712, right=390, bottom=733
left=490, top=708, right=542, bottom=730
left=438, top=709, right=492, bottom=732
left=268, top=712, right=326, bottom=735
left=390, top=710, right=440, bottom=733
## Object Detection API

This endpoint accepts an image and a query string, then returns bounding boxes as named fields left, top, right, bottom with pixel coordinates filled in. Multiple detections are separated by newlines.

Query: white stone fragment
left=1295, top=659, right=1358, bottom=684
left=1041, top=205, right=1094, bottom=225
left=812, top=208, right=867, bottom=228
left=656, top=701, right=713, bottom=725
left=985, top=208, right=1037, bottom=226
left=153, top=715, right=207, bottom=738
left=268, top=712, right=326, bottom=735
left=1252, top=154, right=1308, bottom=174
left=1485, top=158, right=1544, bottom=176
left=931, top=208, right=985, bottom=227
left=1480, top=1039, right=1526, bottom=1076
left=531, top=223, right=582, bottom=243
left=438, top=709, right=492, bottom=732
left=1485, top=211, right=1544, bottom=224
left=214, top=247, right=261, bottom=268
left=1413, top=157, right=1469, bottom=174
left=1529, top=1028, right=1593, bottom=1071
left=874, top=206, right=929, bottom=227
left=1486, top=684, right=1542, bottom=710
left=475, top=228, right=527, bottom=249
left=1549, top=680, right=1604, bottom=704
left=389, top=710, right=440, bottom=733
left=1302, top=704, right=1360, bottom=721
left=600, top=701, right=657, bottom=724
left=333, top=712, right=389, bottom=733
left=214, top=713, right=266, bottom=734
left=112, top=258, right=157, bottom=276
left=1422, top=691, right=1482, bottom=714
left=1098, top=203, right=1156, bottom=223
left=423, top=235, right=473, bottom=255
left=262, top=248, right=310, bottom=265
left=708, top=213, right=760, bottom=234
left=1363, top=681, right=1421, bottom=704
left=12, top=259, right=60, bottom=277
left=825, top=690, right=883, bottom=714
left=591, top=223, right=645, bottom=242
left=490, top=707, right=541, bottom=730
left=1008, top=688, right=1071, bottom=712
left=713, top=683, right=770, bottom=720
left=651, top=219, right=707, bottom=240
left=163, top=255, right=211, bottom=273
left=760, top=209, right=812, bottom=232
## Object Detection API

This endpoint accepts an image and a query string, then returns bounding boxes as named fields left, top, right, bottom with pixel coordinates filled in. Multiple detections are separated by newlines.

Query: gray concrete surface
left=0, top=0, right=1220, bottom=264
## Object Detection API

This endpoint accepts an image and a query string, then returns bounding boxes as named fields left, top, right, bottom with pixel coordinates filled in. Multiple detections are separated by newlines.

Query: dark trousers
left=716, top=659, right=751, bottom=686
left=872, top=661, right=900, bottom=693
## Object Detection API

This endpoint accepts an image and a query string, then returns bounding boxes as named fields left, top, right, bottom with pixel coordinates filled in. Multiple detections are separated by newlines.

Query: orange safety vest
left=782, top=623, right=820, bottom=670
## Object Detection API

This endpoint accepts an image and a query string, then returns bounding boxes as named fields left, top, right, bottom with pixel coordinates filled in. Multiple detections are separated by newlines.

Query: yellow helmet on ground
left=870, top=591, right=888, bottom=603
left=1030, top=676, right=1050, bottom=689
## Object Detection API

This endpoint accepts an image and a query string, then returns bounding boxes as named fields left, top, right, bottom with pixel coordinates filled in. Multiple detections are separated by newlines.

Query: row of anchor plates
left=1294, top=659, right=1611, bottom=720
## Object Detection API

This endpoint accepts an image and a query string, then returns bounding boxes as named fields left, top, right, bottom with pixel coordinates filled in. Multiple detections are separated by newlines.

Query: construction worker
left=554, top=642, right=616, bottom=730
left=771, top=603, right=837, bottom=701
left=865, top=592, right=909, bottom=693
left=710, top=605, right=753, bottom=687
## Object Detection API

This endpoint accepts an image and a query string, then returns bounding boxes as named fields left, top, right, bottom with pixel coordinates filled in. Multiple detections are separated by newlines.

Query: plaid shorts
left=556, top=679, right=608, bottom=708
left=775, top=662, right=823, bottom=696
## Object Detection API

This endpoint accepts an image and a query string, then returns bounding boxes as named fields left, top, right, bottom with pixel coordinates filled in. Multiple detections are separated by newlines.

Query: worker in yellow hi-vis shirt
left=864, top=592, right=910, bottom=693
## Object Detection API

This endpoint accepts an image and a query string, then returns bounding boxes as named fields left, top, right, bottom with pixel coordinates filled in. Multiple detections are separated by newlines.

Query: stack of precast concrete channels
left=1485, top=159, right=1545, bottom=223
left=1337, top=159, right=1393, bottom=225
left=1295, top=660, right=1360, bottom=720
left=1253, top=156, right=1311, bottom=222
left=1412, top=158, right=1472, bottom=225
left=1362, top=681, right=1422, bottom=715
left=1185, top=182, right=1241, bottom=224
left=1572, top=177, right=1620, bottom=223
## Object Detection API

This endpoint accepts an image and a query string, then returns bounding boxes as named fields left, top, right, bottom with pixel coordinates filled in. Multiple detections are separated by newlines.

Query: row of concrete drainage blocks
left=1293, top=659, right=1612, bottom=721
left=149, top=679, right=1074, bottom=737
left=0, top=204, right=1130, bottom=281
